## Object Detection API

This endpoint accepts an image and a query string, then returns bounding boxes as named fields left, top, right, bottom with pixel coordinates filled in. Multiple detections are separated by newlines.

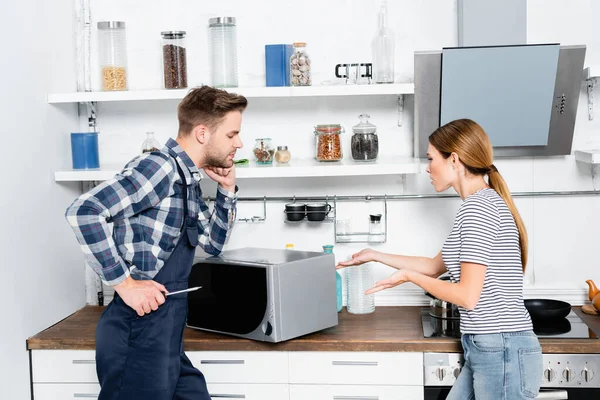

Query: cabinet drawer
left=31, top=350, right=98, bottom=383
left=33, top=383, right=289, bottom=400
left=289, top=352, right=423, bottom=385
left=187, top=351, right=289, bottom=384
left=290, top=384, right=424, bottom=400
left=34, top=383, right=100, bottom=399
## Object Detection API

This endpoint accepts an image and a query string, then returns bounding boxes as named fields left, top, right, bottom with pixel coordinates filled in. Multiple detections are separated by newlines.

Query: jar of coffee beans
left=314, top=124, right=343, bottom=161
left=161, top=31, right=188, bottom=89
left=350, top=114, right=378, bottom=161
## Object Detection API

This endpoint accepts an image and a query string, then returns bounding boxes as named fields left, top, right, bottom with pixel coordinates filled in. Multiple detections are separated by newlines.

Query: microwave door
left=186, top=262, right=268, bottom=336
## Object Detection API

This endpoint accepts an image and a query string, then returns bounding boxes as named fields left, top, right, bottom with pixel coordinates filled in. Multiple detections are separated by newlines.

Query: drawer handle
left=201, top=360, right=245, bottom=365
left=333, top=397, right=379, bottom=400
left=73, top=394, right=98, bottom=398
left=332, top=361, right=378, bottom=367
left=72, top=360, right=96, bottom=364
left=211, top=395, right=246, bottom=399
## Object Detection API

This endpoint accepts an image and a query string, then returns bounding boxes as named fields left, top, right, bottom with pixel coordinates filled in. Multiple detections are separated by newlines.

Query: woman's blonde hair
left=429, top=119, right=528, bottom=272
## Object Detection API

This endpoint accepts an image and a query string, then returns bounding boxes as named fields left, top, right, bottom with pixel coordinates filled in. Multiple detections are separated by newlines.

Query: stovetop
left=421, top=308, right=599, bottom=339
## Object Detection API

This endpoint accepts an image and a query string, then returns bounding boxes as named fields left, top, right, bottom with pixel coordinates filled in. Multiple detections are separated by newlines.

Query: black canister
left=351, top=113, right=378, bottom=161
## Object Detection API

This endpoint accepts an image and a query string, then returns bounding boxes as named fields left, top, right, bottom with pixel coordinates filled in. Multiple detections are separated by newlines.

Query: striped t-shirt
left=442, top=188, right=532, bottom=334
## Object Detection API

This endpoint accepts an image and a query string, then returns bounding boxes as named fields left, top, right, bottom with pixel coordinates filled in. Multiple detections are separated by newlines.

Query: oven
left=422, top=309, right=600, bottom=399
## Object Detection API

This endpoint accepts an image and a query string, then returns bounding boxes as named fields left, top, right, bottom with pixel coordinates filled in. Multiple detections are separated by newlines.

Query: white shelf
left=47, top=83, right=415, bottom=104
left=54, top=157, right=420, bottom=182
left=584, top=65, right=600, bottom=80
left=574, top=149, right=600, bottom=164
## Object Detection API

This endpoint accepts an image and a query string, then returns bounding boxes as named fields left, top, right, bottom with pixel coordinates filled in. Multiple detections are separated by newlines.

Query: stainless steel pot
left=425, top=275, right=460, bottom=320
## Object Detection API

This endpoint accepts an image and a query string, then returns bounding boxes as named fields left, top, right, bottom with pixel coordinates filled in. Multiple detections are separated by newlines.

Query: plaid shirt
left=66, top=138, right=237, bottom=286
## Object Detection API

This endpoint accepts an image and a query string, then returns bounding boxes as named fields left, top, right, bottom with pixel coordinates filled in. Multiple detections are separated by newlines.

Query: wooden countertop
left=27, top=306, right=600, bottom=353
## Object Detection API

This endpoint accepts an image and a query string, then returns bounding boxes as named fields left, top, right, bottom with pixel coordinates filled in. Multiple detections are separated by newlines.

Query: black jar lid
left=370, top=214, right=382, bottom=222
left=161, top=31, right=186, bottom=39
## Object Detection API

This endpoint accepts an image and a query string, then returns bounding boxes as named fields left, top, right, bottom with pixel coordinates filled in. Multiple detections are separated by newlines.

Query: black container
left=306, top=203, right=332, bottom=221
left=285, top=203, right=306, bottom=221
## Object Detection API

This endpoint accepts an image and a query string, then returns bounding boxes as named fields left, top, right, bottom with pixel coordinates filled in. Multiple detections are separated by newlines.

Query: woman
left=337, top=119, right=542, bottom=399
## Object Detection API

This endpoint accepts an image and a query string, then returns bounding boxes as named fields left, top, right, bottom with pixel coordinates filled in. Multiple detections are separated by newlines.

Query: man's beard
left=205, top=147, right=233, bottom=168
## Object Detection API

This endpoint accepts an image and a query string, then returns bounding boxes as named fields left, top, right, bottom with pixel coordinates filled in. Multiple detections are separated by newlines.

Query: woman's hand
left=365, top=269, right=412, bottom=295
left=335, top=248, right=377, bottom=270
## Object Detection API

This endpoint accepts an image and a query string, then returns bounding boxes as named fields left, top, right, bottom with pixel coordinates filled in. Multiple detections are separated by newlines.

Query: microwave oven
left=186, top=247, right=339, bottom=342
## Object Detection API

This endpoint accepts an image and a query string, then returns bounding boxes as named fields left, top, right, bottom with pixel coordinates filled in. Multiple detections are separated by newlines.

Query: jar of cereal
left=314, top=125, right=343, bottom=161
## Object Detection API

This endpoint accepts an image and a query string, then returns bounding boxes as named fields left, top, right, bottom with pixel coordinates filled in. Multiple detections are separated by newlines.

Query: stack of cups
left=346, top=261, right=375, bottom=314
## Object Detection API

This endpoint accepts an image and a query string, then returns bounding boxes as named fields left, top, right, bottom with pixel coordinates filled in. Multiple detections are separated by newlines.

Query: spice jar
left=275, top=146, right=291, bottom=163
left=161, top=31, right=187, bottom=89
left=315, top=124, right=343, bottom=161
left=98, top=21, right=128, bottom=91
left=351, top=113, right=379, bottom=161
left=253, top=138, right=275, bottom=164
left=290, top=42, right=311, bottom=86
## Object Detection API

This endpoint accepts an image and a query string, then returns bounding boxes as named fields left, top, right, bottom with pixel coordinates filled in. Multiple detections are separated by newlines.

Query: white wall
left=69, top=1, right=600, bottom=306
left=0, top=0, right=84, bottom=398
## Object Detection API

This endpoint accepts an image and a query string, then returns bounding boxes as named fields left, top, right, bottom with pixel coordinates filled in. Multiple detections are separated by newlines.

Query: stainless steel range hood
left=414, top=44, right=586, bottom=158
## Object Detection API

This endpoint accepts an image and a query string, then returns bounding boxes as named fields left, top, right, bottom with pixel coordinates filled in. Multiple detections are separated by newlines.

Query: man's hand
left=204, top=165, right=236, bottom=193
left=113, top=276, right=167, bottom=316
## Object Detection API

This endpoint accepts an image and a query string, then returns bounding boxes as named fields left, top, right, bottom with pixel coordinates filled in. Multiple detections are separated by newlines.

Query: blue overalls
left=95, top=159, right=210, bottom=400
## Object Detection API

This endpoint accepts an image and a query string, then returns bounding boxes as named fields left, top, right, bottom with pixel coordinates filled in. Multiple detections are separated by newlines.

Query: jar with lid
left=98, top=21, right=128, bottom=91
left=290, top=42, right=311, bottom=86
left=275, top=146, right=291, bottom=164
left=141, top=132, right=162, bottom=153
left=315, top=124, right=343, bottom=161
left=208, top=17, right=238, bottom=88
left=253, top=138, right=275, bottom=164
left=351, top=113, right=379, bottom=161
left=161, top=31, right=187, bottom=89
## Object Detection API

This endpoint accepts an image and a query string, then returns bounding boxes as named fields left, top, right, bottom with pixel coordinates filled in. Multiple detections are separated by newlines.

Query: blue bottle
left=323, top=245, right=343, bottom=312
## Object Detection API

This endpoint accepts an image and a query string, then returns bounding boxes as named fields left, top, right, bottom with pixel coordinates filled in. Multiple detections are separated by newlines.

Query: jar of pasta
left=314, top=124, right=343, bottom=161
left=98, top=21, right=128, bottom=91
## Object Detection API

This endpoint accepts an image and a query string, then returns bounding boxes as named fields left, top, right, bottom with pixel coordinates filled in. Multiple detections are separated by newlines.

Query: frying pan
left=524, top=299, right=571, bottom=320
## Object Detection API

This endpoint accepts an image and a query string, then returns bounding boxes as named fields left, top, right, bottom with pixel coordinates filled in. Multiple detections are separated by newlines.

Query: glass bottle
left=351, top=113, right=379, bottom=161
left=323, top=245, right=343, bottom=313
left=290, top=42, right=311, bottom=86
left=98, top=21, right=128, bottom=91
left=275, top=145, right=291, bottom=164
left=346, top=261, right=375, bottom=315
left=252, top=138, right=275, bottom=164
left=208, top=17, right=238, bottom=88
left=141, top=132, right=162, bottom=153
left=161, top=31, right=188, bottom=89
left=371, top=1, right=395, bottom=84
left=314, top=124, right=343, bottom=161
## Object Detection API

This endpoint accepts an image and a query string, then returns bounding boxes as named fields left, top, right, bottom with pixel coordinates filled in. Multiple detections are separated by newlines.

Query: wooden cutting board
left=582, top=304, right=599, bottom=315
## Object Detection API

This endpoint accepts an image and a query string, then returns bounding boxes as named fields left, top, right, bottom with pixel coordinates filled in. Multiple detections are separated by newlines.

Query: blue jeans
left=447, top=331, right=543, bottom=400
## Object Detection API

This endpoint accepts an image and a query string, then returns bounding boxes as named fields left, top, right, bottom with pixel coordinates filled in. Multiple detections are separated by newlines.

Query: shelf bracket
left=236, top=196, right=267, bottom=223
left=587, top=78, right=597, bottom=120
left=397, top=95, right=404, bottom=127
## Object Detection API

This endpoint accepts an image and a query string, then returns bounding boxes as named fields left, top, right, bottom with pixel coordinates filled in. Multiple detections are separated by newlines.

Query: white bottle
left=371, top=1, right=395, bottom=84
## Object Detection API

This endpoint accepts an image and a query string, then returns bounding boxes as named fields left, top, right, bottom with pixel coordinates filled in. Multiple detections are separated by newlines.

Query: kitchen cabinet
left=30, top=349, right=424, bottom=399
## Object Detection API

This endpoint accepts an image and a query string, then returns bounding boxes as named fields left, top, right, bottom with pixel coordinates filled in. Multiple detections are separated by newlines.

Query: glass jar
left=351, top=113, right=379, bottom=161
left=369, top=213, right=382, bottom=234
left=208, top=17, right=238, bottom=88
left=290, top=42, right=311, bottom=86
left=346, top=262, right=375, bottom=315
left=275, top=145, right=291, bottom=164
left=161, top=31, right=187, bottom=89
left=141, top=132, right=162, bottom=153
left=315, top=124, right=343, bottom=161
left=253, top=138, right=275, bottom=164
left=98, top=21, right=128, bottom=91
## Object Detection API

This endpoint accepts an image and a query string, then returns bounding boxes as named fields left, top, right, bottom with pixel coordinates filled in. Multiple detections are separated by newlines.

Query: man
left=66, top=86, right=247, bottom=400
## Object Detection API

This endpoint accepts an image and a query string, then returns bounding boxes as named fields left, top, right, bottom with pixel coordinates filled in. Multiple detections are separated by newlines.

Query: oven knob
left=453, top=367, right=461, bottom=379
left=582, top=367, right=595, bottom=382
left=562, top=367, right=575, bottom=382
left=435, top=367, right=447, bottom=381
left=544, top=368, right=556, bottom=382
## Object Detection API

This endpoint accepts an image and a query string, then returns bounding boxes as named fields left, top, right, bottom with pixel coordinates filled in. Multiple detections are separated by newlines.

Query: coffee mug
left=285, top=203, right=306, bottom=222
left=306, top=203, right=332, bottom=221
left=335, top=63, right=372, bottom=84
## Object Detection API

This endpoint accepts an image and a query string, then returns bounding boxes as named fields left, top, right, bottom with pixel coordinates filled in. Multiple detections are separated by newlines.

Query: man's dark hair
left=177, top=86, right=248, bottom=136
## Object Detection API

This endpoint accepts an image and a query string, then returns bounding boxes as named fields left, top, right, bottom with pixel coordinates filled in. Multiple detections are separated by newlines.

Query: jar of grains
left=97, top=21, right=128, bottom=91
left=314, top=124, right=344, bottom=161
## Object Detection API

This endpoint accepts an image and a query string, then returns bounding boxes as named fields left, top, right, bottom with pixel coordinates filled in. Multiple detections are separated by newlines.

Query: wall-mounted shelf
left=47, top=83, right=415, bottom=104
left=574, top=149, right=600, bottom=164
left=333, top=196, right=388, bottom=244
left=53, top=157, right=421, bottom=182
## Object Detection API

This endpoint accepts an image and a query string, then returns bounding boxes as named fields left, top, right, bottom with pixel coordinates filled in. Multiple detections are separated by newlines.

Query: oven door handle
left=535, top=389, right=568, bottom=400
